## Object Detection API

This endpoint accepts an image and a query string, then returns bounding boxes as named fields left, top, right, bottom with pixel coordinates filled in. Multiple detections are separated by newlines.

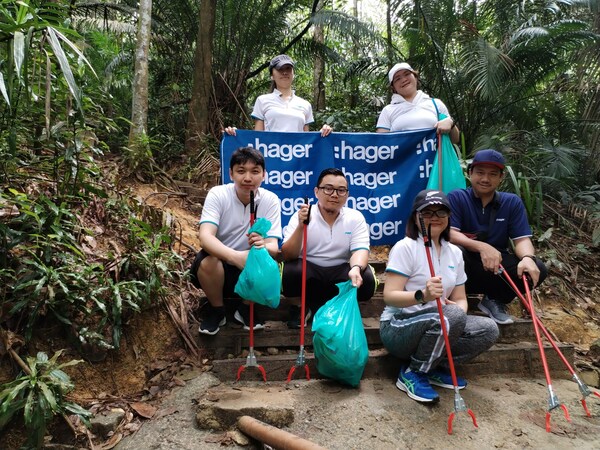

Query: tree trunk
left=128, top=0, right=152, bottom=147
left=349, top=0, right=359, bottom=108
left=312, top=0, right=326, bottom=111
left=185, top=0, right=217, bottom=154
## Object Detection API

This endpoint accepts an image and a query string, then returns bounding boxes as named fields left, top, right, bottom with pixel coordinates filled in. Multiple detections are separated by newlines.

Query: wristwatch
left=414, top=289, right=424, bottom=304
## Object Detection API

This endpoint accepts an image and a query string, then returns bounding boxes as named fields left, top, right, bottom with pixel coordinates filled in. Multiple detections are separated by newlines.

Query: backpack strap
left=431, top=98, right=440, bottom=118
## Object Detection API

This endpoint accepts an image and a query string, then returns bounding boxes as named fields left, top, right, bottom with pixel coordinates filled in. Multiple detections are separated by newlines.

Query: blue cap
left=471, top=149, right=505, bottom=170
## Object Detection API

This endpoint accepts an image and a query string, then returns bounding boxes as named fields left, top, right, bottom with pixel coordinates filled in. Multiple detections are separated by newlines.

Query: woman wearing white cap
left=376, top=63, right=459, bottom=143
left=225, top=54, right=332, bottom=136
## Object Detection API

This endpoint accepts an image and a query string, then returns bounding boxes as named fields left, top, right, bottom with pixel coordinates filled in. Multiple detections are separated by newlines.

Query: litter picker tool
left=498, top=265, right=599, bottom=418
left=236, top=190, right=267, bottom=382
left=418, top=216, right=477, bottom=434
left=520, top=272, right=570, bottom=431
left=287, top=198, right=312, bottom=382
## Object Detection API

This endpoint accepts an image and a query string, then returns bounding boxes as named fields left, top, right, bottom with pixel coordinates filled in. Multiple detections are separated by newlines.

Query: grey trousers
left=380, top=304, right=499, bottom=374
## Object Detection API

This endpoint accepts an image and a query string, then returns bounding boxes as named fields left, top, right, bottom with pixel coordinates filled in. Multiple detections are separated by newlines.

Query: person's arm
left=348, top=249, right=369, bottom=288
left=199, top=222, right=248, bottom=270
left=447, top=284, right=468, bottom=313
left=513, top=237, right=541, bottom=286
left=383, top=272, right=444, bottom=307
left=376, top=128, right=390, bottom=133
left=449, top=228, right=502, bottom=273
left=254, top=119, right=265, bottom=131
left=280, top=207, right=307, bottom=260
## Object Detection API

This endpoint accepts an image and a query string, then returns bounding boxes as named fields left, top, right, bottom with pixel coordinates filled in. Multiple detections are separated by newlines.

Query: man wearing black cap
left=447, top=149, right=547, bottom=324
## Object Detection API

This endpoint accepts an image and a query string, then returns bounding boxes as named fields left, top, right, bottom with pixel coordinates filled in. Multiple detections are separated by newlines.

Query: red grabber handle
left=236, top=190, right=267, bottom=382
left=418, top=216, right=477, bottom=434
left=286, top=198, right=312, bottom=382
left=499, top=265, right=598, bottom=417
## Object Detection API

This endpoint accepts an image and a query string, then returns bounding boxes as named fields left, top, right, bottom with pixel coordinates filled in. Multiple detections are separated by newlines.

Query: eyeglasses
left=420, top=209, right=450, bottom=219
left=318, top=186, right=349, bottom=196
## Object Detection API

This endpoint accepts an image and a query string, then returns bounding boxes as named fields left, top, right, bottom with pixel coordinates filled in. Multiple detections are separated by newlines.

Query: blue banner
left=220, top=129, right=438, bottom=245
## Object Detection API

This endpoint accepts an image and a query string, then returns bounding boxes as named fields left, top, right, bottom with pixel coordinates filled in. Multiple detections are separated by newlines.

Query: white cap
left=388, top=63, right=416, bottom=84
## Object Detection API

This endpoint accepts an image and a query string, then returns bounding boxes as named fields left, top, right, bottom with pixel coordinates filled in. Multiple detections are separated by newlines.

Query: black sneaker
left=234, top=303, right=264, bottom=331
left=286, top=305, right=312, bottom=329
left=199, top=306, right=226, bottom=335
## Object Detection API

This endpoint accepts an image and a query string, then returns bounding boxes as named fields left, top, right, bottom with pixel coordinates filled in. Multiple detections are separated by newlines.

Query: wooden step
left=198, top=316, right=536, bottom=358
left=210, top=341, right=574, bottom=382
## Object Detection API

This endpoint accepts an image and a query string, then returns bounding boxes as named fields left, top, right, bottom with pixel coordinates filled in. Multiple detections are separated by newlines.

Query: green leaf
left=38, top=382, right=58, bottom=412
left=46, top=27, right=81, bottom=111
left=0, top=71, right=9, bottom=105
left=13, top=31, right=25, bottom=82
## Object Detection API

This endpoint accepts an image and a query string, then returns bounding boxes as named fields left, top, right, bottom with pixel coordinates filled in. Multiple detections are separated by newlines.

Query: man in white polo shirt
left=281, top=168, right=377, bottom=328
left=191, top=147, right=282, bottom=335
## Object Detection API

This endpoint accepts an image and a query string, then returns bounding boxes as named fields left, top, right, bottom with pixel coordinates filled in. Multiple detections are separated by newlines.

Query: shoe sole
left=234, top=310, right=265, bottom=331
left=198, top=317, right=226, bottom=336
left=428, top=378, right=466, bottom=390
left=395, top=378, right=439, bottom=403
left=478, top=303, right=514, bottom=325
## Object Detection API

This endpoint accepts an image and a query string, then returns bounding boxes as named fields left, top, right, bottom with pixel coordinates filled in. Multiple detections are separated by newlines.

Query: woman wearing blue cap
left=380, top=189, right=499, bottom=403
left=225, top=54, right=332, bottom=136
left=376, top=63, right=459, bottom=143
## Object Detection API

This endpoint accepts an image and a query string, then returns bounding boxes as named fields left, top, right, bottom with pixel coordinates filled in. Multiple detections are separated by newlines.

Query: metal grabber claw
left=498, top=265, right=600, bottom=418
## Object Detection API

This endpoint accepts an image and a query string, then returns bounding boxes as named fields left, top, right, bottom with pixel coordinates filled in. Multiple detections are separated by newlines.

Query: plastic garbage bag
left=427, top=113, right=467, bottom=193
left=234, top=218, right=280, bottom=308
left=312, top=280, right=369, bottom=387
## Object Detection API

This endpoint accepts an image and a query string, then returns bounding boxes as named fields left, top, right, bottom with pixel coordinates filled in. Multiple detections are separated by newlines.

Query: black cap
left=411, top=189, right=451, bottom=213
left=269, top=54, right=295, bottom=72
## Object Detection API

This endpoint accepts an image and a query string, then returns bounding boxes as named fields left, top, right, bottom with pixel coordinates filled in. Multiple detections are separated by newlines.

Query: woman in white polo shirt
left=376, top=62, right=459, bottom=143
left=380, top=189, right=498, bottom=404
left=225, top=54, right=332, bottom=135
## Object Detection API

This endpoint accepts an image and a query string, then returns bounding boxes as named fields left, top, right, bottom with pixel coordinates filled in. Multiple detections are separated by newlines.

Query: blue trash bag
left=312, top=280, right=369, bottom=387
left=427, top=113, right=467, bottom=193
left=234, top=218, right=280, bottom=308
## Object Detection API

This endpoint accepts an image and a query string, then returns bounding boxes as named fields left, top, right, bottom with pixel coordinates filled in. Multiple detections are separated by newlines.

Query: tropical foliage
left=1, top=0, right=600, bottom=444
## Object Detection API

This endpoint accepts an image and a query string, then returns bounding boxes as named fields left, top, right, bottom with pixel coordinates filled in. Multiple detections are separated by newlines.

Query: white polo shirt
left=200, top=184, right=282, bottom=250
left=380, top=236, right=467, bottom=321
left=376, top=91, right=450, bottom=131
left=251, top=89, right=315, bottom=132
left=283, top=204, right=370, bottom=267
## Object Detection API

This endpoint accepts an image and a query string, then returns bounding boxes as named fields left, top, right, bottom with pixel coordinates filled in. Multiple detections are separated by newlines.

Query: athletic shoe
left=286, top=305, right=312, bottom=329
left=199, top=306, right=226, bottom=335
left=395, top=366, right=439, bottom=403
left=427, top=367, right=467, bottom=390
left=478, top=296, right=514, bottom=324
left=234, top=303, right=265, bottom=330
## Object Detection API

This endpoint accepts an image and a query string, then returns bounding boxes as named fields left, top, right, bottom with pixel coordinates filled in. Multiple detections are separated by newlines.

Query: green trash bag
left=312, top=280, right=369, bottom=387
left=427, top=113, right=467, bottom=193
left=234, top=218, right=280, bottom=308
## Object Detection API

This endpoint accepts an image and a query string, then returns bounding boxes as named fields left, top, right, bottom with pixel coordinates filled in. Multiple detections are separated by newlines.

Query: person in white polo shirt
left=280, top=168, right=376, bottom=328
left=380, top=189, right=498, bottom=404
left=225, top=54, right=332, bottom=135
left=191, top=147, right=282, bottom=335
left=376, top=62, right=459, bottom=144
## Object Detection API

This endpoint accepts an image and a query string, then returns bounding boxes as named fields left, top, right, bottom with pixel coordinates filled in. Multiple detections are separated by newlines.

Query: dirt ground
left=2, top=181, right=600, bottom=449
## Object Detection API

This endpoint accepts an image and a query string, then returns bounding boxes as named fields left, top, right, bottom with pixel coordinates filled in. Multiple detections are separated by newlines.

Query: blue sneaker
left=396, top=366, right=439, bottom=403
left=427, top=367, right=467, bottom=390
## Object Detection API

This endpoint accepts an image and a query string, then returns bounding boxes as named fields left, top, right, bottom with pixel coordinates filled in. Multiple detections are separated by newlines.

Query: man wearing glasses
left=280, top=168, right=377, bottom=328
